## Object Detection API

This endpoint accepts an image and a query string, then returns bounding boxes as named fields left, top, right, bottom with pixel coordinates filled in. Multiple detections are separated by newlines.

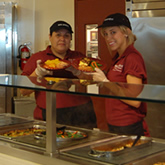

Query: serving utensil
left=132, top=135, right=141, bottom=147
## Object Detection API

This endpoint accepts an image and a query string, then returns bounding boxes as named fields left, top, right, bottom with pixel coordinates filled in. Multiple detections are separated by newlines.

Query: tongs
left=132, top=135, right=141, bottom=147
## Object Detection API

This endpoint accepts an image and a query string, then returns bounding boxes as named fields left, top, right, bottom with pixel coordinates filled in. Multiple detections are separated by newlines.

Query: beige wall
left=34, top=0, right=75, bottom=52
left=1, top=0, right=75, bottom=53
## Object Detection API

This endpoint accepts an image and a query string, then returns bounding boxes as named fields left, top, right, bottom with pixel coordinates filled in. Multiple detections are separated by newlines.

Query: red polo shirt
left=22, top=46, right=91, bottom=120
left=106, top=45, right=147, bottom=126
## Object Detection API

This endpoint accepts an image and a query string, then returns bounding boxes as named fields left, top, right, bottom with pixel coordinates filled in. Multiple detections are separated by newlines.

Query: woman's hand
left=87, top=68, right=109, bottom=82
left=35, top=60, right=53, bottom=77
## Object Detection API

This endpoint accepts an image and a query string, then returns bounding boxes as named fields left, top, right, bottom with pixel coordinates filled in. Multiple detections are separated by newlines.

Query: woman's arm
left=121, top=74, right=142, bottom=108
left=101, top=74, right=143, bottom=108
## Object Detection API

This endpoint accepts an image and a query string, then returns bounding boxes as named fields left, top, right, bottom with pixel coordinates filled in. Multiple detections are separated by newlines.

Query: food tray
left=0, top=123, right=88, bottom=142
left=34, top=129, right=88, bottom=142
left=0, top=122, right=114, bottom=150
left=0, top=122, right=46, bottom=140
left=0, top=113, right=34, bottom=127
left=126, top=150, right=165, bottom=165
left=88, top=135, right=152, bottom=158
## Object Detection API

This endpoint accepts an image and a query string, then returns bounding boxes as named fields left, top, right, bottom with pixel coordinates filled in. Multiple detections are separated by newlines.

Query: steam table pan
left=0, top=113, right=33, bottom=127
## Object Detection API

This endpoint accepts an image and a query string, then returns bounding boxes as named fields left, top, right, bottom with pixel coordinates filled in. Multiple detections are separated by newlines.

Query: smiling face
left=102, top=26, right=128, bottom=56
left=49, top=29, right=72, bottom=59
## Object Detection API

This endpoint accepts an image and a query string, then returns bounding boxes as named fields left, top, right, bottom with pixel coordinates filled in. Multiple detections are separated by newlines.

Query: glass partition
left=0, top=74, right=165, bottom=103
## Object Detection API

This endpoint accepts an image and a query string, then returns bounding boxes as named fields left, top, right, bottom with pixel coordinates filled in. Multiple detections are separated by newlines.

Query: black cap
left=97, top=13, right=132, bottom=30
left=50, top=21, right=73, bottom=34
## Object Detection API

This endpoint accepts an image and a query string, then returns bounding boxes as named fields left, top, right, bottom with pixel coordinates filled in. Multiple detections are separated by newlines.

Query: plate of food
left=41, top=59, right=71, bottom=70
left=72, top=57, right=107, bottom=72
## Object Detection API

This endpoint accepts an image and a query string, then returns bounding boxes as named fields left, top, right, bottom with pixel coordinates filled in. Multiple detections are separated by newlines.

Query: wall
left=34, top=0, right=75, bottom=52
left=0, top=0, right=75, bottom=54
left=0, top=0, right=35, bottom=52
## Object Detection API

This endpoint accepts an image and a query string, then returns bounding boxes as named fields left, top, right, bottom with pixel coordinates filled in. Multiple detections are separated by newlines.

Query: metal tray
left=88, top=135, right=152, bottom=158
left=126, top=151, right=165, bottom=165
left=0, top=113, right=34, bottom=127
left=34, top=129, right=88, bottom=142
left=0, top=121, right=114, bottom=151
left=0, top=123, right=88, bottom=142
left=0, top=122, right=46, bottom=140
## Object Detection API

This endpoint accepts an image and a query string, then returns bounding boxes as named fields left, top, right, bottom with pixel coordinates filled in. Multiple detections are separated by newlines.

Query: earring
left=125, top=34, right=128, bottom=38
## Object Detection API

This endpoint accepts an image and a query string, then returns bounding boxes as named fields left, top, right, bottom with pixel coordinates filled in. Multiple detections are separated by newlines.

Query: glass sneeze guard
left=1, top=75, right=165, bottom=103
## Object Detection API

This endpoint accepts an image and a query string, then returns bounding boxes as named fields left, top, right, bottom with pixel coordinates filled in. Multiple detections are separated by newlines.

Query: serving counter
left=0, top=74, right=165, bottom=165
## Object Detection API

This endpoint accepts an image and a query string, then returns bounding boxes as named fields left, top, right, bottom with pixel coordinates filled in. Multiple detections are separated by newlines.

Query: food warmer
left=0, top=74, right=165, bottom=165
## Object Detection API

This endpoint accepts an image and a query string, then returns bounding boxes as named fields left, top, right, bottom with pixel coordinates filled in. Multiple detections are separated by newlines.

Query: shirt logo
left=113, top=64, right=123, bottom=72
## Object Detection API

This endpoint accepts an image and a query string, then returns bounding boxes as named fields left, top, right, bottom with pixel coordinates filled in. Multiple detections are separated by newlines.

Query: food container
left=0, top=123, right=88, bottom=142
left=126, top=150, right=165, bottom=165
left=88, top=135, right=152, bottom=158
left=0, top=122, right=46, bottom=140
left=0, top=113, right=33, bottom=127
left=34, top=129, right=88, bottom=142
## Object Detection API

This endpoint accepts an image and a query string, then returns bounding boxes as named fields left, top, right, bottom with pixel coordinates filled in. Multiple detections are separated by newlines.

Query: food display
left=42, top=59, right=70, bottom=70
left=57, top=130, right=87, bottom=140
left=1, top=128, right=46, bottom=138
left=1, top=127, right=87, bottom=141
left=91, top=140, right=141, bottom=152
left=72, top=57, right=106, bottom=72
left=35, top=129, right=88, bottom=141
left=90, top=136, right=152, bottom=153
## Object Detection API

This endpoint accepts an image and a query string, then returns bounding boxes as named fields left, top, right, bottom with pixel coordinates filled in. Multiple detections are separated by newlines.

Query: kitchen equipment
left=61, top=135, right=165, bottom=165
left=34, top=129, right=88, bottom=142
left=0, top=118, right=114, bottom=150
left=0, top=2, right=17, bottom=113
left=126, top=0, right=165, bottom=139
left=88, top=135, right=151, bottom=158
left=0, top=113, right=33, bottom=127
left=126, top=150, right=165, bottom=165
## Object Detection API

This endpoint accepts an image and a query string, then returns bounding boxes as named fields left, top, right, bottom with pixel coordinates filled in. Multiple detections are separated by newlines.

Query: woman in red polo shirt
left=20, top=21, right=97, bottom=129
left=88, top=13, right=150, bottom=136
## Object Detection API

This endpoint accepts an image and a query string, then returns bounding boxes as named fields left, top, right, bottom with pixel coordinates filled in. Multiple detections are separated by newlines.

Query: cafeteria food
left=92, top=139, right=143, bottom=152
left=92, top=144, right=124, bottom=152
left=2, top=128, right=45, bottom=137
left=78, top=57, right=103, bottom=72
left=44, top=77, right=66, bottom=82
left=57, top=130, right=87, bottom=139
left=1, top=128, right=87, bottom=140
left=124, top=140, right=142, bottom=148
left=43, top=59, right=69, bottom=70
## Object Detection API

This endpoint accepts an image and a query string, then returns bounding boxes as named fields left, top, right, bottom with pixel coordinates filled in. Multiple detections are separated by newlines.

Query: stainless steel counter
left=0, top=114, right=165, bottom=165
left=0, top=140, right=108, bottom=165
left=0, top=136, right=165, bottom=165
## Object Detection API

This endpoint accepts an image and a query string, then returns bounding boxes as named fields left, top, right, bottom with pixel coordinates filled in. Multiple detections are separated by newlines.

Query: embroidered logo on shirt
left=113, top=64, right=123, bottom=72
